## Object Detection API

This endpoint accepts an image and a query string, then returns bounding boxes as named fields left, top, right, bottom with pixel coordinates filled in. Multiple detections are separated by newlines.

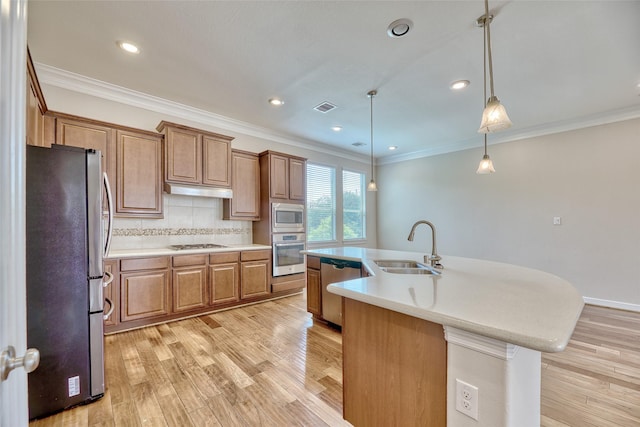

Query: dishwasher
left=320, top=257, right=362, bottom=326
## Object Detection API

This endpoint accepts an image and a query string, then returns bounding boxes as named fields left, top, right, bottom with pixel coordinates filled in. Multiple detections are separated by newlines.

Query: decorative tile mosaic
left=113, top=227, right=251, bottom=237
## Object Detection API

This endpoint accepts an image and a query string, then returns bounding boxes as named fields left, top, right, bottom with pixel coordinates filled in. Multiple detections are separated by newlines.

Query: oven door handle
left=274, top=242, right=305, bottom=248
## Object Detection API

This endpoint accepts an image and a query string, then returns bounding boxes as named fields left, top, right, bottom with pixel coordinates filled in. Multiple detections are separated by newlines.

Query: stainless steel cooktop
left=169, top=243, right=227, bottom=250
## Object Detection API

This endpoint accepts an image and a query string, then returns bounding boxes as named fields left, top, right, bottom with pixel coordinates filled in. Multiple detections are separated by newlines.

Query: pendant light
left=477, top=9, right=496, bottom=174
left=367, top=90, right=378, bottom=192
left=477, top=0, right=512, bottom=133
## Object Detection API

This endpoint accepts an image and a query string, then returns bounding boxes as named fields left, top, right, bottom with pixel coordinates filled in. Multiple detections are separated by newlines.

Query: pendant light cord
left=483, top=10, right=488, bottom=156
left=484, top=0, right=495, bottom=99
left=370, top=91, right=374, bottom=179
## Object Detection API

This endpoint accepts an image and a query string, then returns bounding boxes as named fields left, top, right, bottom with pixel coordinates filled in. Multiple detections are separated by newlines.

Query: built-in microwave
left=272, top=202, right=304, bottom=233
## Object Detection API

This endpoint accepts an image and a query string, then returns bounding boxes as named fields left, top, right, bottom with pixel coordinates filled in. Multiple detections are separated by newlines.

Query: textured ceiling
left=27, top=1, right=640, bottom=160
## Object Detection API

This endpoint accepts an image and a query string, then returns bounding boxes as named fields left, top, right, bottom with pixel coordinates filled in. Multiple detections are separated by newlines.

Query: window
left=343, top=170, right=366, bottom=240
left=306, top=164, right=336, bottom=242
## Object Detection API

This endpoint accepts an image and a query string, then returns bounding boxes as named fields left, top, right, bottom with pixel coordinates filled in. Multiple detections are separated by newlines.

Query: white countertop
left=303, top=247, right=584, bottom=353
left=107, top=244, right=271, bottom=259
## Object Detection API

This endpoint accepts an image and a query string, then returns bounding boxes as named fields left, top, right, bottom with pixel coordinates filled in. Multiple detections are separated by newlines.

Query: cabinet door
left=289, top=157, right=306, bottom=201
left=56, top=117, right=116, bottom=211
left=240, top=260, right=270, bottom=299
left=121, top=270, right=170, bottom=322
left=224, top=151, right=260, bottom=220
left=269, top=154, right=289, bottom=199
left=209, top=262, right=240, bottom=305
left=306, top=268, right=322, bottom=316
left=165, top=126, right=201, bottom=184
left=104, top=260, right=118, bottom=327
left=116, top=130, right=163, bottom=217
left=25, top=73, right=42, bottom=147
left=173, top=266, right=207, bottom=313
left=202, top=134, right=231, bottom=187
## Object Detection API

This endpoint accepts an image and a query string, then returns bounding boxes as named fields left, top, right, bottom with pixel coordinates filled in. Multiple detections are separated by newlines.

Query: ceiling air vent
left=314, top=101, right=337, bottom=113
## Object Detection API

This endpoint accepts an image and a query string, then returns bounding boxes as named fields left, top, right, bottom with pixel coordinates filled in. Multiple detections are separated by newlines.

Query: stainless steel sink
left=374, top=260, right=440, bottom=275
left=380, top=267, right=438, bottom=275
left=374, top=260, right=423, bottom=268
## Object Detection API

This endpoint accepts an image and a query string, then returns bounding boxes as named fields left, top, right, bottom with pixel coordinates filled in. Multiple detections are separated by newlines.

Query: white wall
left=39, top=83, right=377, bottom=250
left=377, top=118, right=640, bottom=308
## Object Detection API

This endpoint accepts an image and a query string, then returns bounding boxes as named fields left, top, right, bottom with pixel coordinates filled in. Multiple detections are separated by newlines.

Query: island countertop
left=303, top=247, right=584, bottom=353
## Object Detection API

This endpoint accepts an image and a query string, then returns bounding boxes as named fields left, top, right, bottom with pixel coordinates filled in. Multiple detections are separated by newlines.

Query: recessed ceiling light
left=117, top=41, right=140, bottom=54
left=331, top=126, right=342, bottom=132
left=451, top=80, right=470, bottom=90
left=387, top=19, right=413, bottom=38
left=388, top=146, right=398, bottom=151
left=268, top=98, right=284, bottom=106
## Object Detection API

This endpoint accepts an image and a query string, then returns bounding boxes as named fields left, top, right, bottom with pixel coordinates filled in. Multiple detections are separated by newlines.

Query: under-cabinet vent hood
left=163, top=183, right=233, bottom=199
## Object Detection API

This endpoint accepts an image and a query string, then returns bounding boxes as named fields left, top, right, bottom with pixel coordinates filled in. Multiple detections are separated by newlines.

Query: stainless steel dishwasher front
left=320, top=257, right=362, bottom=326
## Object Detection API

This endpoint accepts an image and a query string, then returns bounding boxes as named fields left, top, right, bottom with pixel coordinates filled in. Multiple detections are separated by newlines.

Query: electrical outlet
left=553, top=216, right=562, bottom=225
left=456, top=379, right=479, bottom=420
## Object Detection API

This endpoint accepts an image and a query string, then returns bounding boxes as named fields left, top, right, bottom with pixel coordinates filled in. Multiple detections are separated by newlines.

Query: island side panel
left=342, top=298, right=447, bottom=427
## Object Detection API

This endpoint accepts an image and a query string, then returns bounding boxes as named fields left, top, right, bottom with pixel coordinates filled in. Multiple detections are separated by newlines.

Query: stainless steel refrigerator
left=26, top=144, right=113, bottom=419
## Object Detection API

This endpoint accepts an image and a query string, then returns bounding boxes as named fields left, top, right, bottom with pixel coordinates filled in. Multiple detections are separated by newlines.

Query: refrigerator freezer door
left=89, top=312, right=105, bottom=397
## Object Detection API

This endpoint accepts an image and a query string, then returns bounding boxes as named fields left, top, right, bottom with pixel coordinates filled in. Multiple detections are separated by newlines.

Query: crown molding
left=36, top=63, right=640, bottom=167
left=379, top=104, right=640, bottom=165
left=35, top=62, right=369, bottom=164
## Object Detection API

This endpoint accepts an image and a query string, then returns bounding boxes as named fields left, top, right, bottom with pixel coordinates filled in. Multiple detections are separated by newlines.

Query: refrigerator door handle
left=103, top=172, right=113, bottom=257
left=102, top=271, right=113, bottom=287
left=103, top=298, right=114, bottom=321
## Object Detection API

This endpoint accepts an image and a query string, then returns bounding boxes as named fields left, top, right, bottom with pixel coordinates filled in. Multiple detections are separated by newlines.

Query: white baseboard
left=583, top=297, right=640, bottom=313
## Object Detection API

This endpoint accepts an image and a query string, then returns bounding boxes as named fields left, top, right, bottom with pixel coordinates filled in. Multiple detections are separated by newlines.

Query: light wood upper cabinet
left=116, top=129, right=163, bottom=218
left=157, top=121, right=233, bottom=188
left=289, top=157, right=306, bottom=201
left=55, top=116, right=116, bottom=190
left=223, top=150, right=260, bottom=220
left=260, top=151, right=307, bottom=202
left=26, top=49, right=53, bottom=148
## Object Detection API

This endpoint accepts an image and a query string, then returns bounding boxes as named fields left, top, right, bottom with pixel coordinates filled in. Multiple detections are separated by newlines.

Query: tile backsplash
left=109, top=194, right=253, bottom=251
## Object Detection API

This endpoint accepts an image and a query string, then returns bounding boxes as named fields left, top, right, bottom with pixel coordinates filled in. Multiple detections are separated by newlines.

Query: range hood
left=163, top=183, right=233, bottom=199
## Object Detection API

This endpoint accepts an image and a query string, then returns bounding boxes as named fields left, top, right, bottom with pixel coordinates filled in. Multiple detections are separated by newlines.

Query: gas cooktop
left=169, top=243, right=228, bottom=250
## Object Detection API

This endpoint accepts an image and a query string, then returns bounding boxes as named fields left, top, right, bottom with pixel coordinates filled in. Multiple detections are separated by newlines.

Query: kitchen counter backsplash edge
left=107, top=244, right=271, bottom=259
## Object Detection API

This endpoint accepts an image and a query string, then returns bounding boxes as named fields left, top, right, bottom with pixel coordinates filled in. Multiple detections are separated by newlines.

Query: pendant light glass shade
left=478, top=96, right=512, bottom=133
left=367, top=90, right=378, bottom=192
left=477, top=0, right=512, bottom=134
left=476, top=154, right=496, bottom=174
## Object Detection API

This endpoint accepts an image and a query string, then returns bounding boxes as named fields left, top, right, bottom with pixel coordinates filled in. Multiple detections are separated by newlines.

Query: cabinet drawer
left=173, top=254, right=207, bottom=267
left=120, top=256, right=170, bottom=272
left=210, top=251, right=240, bottom=264
left=307, top=255, right=321, bottom=270
left=272, top=278, right=305, bottom=293
left=241, top=249, right=271, bottom=262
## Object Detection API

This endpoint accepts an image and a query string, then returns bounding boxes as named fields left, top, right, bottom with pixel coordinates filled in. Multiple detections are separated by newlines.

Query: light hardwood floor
left=30, top=296, right=640, bottom=427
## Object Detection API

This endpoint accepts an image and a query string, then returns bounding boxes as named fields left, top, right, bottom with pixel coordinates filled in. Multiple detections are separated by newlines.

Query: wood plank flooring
left=30, top=297, right=640, bottom=426
left=541, top=304, right=640, bottom=427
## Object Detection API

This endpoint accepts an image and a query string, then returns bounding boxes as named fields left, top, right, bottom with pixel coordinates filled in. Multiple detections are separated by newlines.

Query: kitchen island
left=303, top=247, right=584, bottom=427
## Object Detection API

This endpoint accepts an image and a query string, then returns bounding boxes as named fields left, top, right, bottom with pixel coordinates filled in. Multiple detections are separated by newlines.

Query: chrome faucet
left=407, top=220, right=443, bottom=269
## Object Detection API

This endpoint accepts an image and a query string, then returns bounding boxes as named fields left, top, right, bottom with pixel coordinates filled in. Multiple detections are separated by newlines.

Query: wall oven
left=272, top=202, right=304, bottom=233
left=272, top=233, right=306, bottom=276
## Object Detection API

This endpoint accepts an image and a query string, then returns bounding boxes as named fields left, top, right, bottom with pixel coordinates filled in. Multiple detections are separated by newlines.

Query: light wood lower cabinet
left=120, top=257, right=170, bottom=322
left=172, top=254, right=208, bottom=313
left=103, top=260, right=118, bottom=327
left=240, top=250, right=270, bottom=299
left=106, top=249, right=302, bottom=334
left=342, top=298, right=447, bottom=427
left=306, top=256, right=322, bottom=316
left=209, top=252, right=240, bottom=305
